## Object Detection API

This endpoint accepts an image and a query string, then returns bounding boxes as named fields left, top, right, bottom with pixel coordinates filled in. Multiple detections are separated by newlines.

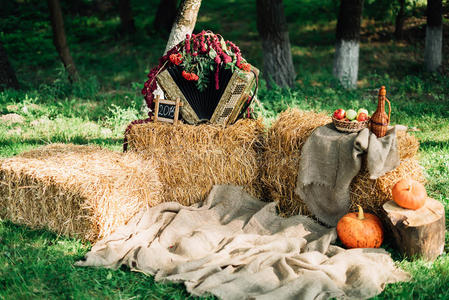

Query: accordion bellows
left=157, top=66, right=258, bottom=126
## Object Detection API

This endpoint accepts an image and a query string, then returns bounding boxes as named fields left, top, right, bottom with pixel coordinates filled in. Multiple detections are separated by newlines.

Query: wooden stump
left=382, top=198, right=445, bottom=261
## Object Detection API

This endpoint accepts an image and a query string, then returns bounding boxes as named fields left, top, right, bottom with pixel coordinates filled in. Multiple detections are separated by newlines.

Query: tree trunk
left=425, top=0, right=442, bottom=72
left=144, top=0, right=201, bottom=113
left=256, top=0, right=296, bottom=88
left=333, top=0, right=364, bottom=89
left=154, top=0, right=178, bottom=35
left=0, top=41, right=20, bottom=91
left=47, top=0, right=79, bottom=83
left=164, top=0, right=201, bottom=54
left=382, top=199, right=445, bottom=261
left=394, top=0, right=406, bottom=40
left=118, top=0, right=136, bottom=34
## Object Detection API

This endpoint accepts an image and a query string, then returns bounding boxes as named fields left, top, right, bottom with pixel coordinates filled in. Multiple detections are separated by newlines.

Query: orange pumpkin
left=392, top=178, right=427, bottom=210
left=336, top=205, right=383, bottom=249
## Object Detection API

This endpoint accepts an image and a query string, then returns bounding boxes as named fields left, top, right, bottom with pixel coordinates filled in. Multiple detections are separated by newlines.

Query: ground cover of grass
left=1, top=0, right=448, bottom=298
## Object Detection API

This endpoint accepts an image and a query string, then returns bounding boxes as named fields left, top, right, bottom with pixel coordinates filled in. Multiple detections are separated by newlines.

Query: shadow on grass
left=419, top=140, right=449, bottom=151
left=0, top=138, right=125, bottom=158
left=0, top=220, right=212, bottom=299
left=0, top=137, right=124, bottom=146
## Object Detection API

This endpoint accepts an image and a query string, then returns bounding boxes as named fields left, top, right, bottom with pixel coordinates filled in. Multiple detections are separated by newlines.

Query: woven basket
left=332, top=116, right=370, bottom=133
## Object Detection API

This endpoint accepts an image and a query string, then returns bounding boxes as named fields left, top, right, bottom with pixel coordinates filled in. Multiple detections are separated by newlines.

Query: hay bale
left=261, top=108, right=332, bottom=216
left=0, top=144, right=161, bottom=241
left=396, top=129, right=420, bottom=160
left=125, top=119, right=265, bottom=206
left=350, top=157, right=425, bottom=214
left=262, top=108, right=423, bottom=217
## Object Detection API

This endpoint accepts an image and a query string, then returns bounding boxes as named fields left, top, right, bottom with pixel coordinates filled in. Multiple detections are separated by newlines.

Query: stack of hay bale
left=124, top=119, right=265, bottom=206
left=0, top=119, right=265, bottom=242
left=0, top=144, right=161, bottom=242
left=0, top=109, right=424, bottom=241
left=261, top=108, right=424, bottom=217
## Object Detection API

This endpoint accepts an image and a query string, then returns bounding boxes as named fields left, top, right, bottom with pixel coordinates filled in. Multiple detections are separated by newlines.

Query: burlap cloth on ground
left=295, top=125, right=400, bottom=226
left=76, top=185, right=409, bottom=300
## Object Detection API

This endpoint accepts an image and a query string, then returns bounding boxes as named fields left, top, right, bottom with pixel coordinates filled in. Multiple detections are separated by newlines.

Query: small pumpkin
left=337, top=205, right=383, bottom=249
left=392, top=178, right=427, bottom=210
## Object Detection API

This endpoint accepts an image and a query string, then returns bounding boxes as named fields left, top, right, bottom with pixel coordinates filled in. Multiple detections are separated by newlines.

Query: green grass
left=0, top=221, right=213, bottom=300
left=1, top=0, right=448, bottom=298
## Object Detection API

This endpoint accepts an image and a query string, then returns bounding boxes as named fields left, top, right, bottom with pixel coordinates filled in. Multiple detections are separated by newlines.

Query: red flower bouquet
left=141, top=30, right=253, bottom=115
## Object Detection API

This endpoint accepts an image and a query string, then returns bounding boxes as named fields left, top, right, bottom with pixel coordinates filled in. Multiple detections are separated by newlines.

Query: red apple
left=357, top=112, right=368, bottom=122
left=333, top=109, right=346, bottom=120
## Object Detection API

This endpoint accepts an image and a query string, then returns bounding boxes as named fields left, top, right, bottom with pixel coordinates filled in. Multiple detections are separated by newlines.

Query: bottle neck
left=377, top=95, right=385, bottom=112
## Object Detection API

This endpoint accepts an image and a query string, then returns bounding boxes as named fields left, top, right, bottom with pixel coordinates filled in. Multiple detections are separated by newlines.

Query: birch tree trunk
left=154, top=0, right=178, bottom=35
left=0, top=41, right=20, bottom=91
left=118, top=0, right=136, bottom=34
left=424, top=0, right=442, bottom=72
left=47, top=0, right=79, bottom=83
left=164, top=0, right=201, bottom=54
left=143, top=0, right=201, bottom=113
left=256, top=0, right=296, bottom=88
left=333, top=0, right=364, bottom=89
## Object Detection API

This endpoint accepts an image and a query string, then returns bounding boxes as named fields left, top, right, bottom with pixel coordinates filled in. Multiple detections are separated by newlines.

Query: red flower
left=182, top=70, right=191, bottom=80
left=239, top=63, right=251, bottom=72
left=182, top=70, right=198, bottom=81
left=236, top=54, right=242, bottom=67
left=185, top=34, right=191, bottom=53
left=221, top=53, right=232, bottom=64
left=176, top=53, right=183, bottom=64
left=169, top=53, right=183, bottom=65
left=169, top=54, right=177, bottom=65
left=215, top=64, right=220, bottom=90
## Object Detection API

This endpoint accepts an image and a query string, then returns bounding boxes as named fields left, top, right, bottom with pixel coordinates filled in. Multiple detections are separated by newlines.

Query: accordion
left=156, top=66, right=258, bottom=126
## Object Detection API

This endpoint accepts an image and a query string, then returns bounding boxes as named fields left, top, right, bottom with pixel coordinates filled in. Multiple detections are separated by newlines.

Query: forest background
left=0, top=0, right=448, bottom=299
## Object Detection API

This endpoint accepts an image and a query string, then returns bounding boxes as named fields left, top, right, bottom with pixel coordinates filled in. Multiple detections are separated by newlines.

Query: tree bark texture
left=154, top=0, right=178, bottom=34
left=47, top=0, right=79, bottom=82
left=145, top=0, right=200, bottom=113
left=382, top=199, right=445, bottom=261
left=256, top=0, right=296, bottom=88
left=118, top=0, right=136, bottom=34
left=0, top=41, right=20, bottom=91
left=163, top=0, right=201, bottom=54
left=333, top=0, right=364, bottom=89
left=394, top=0, right=406, bottom=40
left=425, top=0, right=443, bottom=72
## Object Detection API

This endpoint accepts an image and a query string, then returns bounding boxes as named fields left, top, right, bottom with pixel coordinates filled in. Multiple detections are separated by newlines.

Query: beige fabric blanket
left=76, top=185, right=409, bottom=299
left=295, top=125, right=400, bottom=226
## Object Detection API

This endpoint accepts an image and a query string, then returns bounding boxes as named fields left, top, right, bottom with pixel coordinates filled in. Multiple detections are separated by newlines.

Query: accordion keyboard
left=214, top=81, right=249, bottom=124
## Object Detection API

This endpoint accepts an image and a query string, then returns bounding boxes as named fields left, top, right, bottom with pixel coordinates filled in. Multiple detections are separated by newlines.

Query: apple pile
left=333, top=108, right=369, bottom=122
